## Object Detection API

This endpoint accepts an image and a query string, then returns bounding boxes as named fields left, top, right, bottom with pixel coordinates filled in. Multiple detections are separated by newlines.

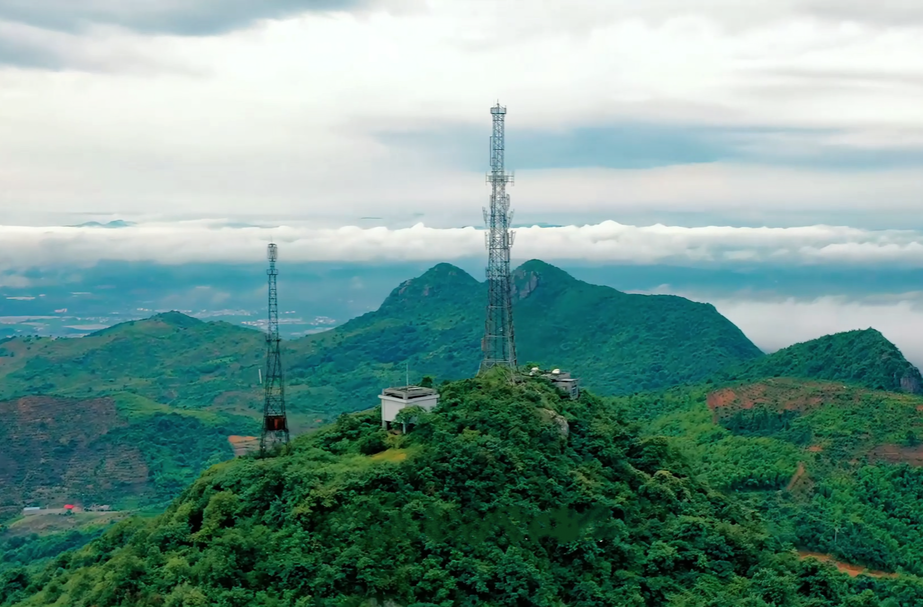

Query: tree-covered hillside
left=4, top=374, right=919, bottom=607
left=620, top=375, right=923, bottom=579
left=286, top=259, right=764, bottom=399
left=0, top=394, right=237, bottom=519
left=718, top=329, right=922, bottom=394
left=511, top=260, right=763, bottom=393
left=0, top=261, right=763, bottom=428
left=0, top=260, right=763, bottom=520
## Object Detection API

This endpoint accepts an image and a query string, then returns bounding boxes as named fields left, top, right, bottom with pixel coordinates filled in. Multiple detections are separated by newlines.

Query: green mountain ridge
left=0, top=259, right=761, bottom=518
left=4, top=259, right=922, bottom=590
left=719, top=328, right=923, bottom=395
left=4, top=374, right=920, bottom=607
left=3, top=263, right=923, bottom=604
left=620, top=372, right=923, bottom=580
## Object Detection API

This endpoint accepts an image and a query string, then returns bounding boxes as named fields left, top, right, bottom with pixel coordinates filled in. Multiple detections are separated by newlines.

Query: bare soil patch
left=228, top=435, right=259, bottom=457
left=797, top=551, right=897, bottom=578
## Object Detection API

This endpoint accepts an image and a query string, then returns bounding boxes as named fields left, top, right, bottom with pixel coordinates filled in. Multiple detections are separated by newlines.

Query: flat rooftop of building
left=529, top=368, right=574, bottom=380
left=381, top=386, right=439, bottom=399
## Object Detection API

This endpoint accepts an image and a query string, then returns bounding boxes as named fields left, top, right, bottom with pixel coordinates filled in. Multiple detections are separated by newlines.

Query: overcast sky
left=2, top=0, right=923, bottom=359
left=1, top=0, right=922, bottom=228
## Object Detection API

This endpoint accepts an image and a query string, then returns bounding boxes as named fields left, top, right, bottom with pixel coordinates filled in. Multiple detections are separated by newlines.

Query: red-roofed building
left=64, top=504, right=74, bottom=510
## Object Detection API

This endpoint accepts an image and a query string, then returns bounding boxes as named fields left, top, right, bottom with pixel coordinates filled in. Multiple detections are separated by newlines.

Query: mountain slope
left=0, top=260, right=760, bottom=524
left=720, top=329, right=923, bottom=394
left=0, top=394, right=238, bottom=519
left=0, top=261, right=762, bottom=419
left=622, top=372, right=923, bottom=578
left=511, top=260, right=764, bottom=393
left=0, top=315, right=266, bottom=409
left=287, top=259, right=764, bottom=398
left=0, top=319, right=264, bottom=516
left=4, top=375, right=916, bottom=607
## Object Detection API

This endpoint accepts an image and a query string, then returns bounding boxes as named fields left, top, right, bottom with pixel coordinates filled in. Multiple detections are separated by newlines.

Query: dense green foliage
left=511, top=261, right=763, bottom=394
left=0, top=393, right=240, bottom=520
left=0, top=529, right=104, bottom=573
left=0, top=261, right=762, bottom=520
left=8, top=260, right=923, bottom=604
left=0, top=262, right=763, bottom=417
left=718, top=329, right=923, bottom=394
left=111, top=412, right=240, bottom=500
left=765, top=465, right=923, bottom=574
left=619, top=378, right=923, bottom=578
left=286, top=260, right=763, bottom=401
left=5, top=375, right=923, bottom=606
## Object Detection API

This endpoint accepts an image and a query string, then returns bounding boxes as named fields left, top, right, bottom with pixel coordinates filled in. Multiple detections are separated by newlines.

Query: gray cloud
left=378, top=122, right=923, bottom=173
left=0, top=0, right=367, bottom=36
left=0, top=20, right=208, bottom=72
left=3, top=220, right=923, bottom=270
left=703, top=294, right=923, bottom=370
left=803, top=0, right=923, bottom=25
left=761, top=67, right=923, bottom=90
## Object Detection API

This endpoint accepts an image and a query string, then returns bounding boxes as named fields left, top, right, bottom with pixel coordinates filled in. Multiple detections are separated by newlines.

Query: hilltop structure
left=379, top=385, right=440, bottom=432
left=529, top=367, right=580, bottom=400
left=479, top=102, right=518, bottom=375
left=261, top=242, right=289, bottom=453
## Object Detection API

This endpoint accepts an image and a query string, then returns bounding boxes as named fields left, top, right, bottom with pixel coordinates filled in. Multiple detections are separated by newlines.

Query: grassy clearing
left=112, top=392, right=226, bottom=425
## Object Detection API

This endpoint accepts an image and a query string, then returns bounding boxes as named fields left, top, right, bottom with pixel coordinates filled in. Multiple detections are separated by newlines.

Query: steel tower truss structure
left=261, top=243, right=289, bottom=452
left=479, top=103, right=518, bottom=374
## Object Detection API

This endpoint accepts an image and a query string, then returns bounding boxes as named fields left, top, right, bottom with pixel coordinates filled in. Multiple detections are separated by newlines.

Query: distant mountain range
left=68, top=220, right=136, bottom=229
left=0, top=259, right=920, bottom=524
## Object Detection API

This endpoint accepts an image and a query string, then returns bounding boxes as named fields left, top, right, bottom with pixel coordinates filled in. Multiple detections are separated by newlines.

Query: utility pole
left=261, top=243, right=289, bottom=453
left=479, top=102, right=518, bottom=374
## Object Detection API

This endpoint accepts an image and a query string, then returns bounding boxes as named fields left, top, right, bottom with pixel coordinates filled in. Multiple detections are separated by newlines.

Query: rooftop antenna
left=479, top=102, right=518, bottom=376
left=260, top=242, right=289, bottom=453
left=406, top=360, right=410, bottom=388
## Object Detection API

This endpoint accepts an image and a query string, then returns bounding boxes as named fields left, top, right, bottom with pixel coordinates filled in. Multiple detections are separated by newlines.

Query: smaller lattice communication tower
left=261, top=242, right=289, bottom=453
left=479, top=102, right=518, bottom=375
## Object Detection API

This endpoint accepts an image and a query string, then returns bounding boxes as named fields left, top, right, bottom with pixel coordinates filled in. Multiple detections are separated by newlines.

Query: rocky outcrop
left=537, top=408, right=570, bottom=438
left=900, top=373, right=923, bottom=395
left=512, top=270, right=540, bottom=301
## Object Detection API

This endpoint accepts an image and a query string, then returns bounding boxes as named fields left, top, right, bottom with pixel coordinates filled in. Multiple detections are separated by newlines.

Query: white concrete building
left=379, top=386, right=440, bottom=431
left=530, top=367, right=580, bottom=400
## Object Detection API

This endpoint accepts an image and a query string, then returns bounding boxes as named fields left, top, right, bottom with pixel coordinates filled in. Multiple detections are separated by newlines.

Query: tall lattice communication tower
left=479, top=103, right=518, bottom=374
left=261, top=242, right=289, bottom=453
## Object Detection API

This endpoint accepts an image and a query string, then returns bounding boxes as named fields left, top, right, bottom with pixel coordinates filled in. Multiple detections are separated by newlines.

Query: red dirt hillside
left=706, top=378, right=923, bottom=465
left=706, top=379, right=847, bottom=424
left=0, top=396, right=148, bottom=519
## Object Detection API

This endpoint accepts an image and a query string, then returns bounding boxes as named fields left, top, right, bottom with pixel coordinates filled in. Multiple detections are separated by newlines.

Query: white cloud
left=702, top=294, right=923, bottom=370
left=0, top=274, right=32, bottom=288
left=3, top=220, right=923, bottom=269
left=0, top=1, right=922, bottom=225
left=3, top=161, right=923, bottom=228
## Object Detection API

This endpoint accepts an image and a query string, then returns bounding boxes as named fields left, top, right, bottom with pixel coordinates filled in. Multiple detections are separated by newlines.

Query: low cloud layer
left=3, top=221, right=923, bottom=270
left=705, top=294, right=923, bottom=370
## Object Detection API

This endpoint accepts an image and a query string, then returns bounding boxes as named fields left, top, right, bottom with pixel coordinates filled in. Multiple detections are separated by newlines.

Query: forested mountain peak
left=407, top=262, right=477, bottom=287
left=723, top=327, right=922, bottom=394
left=377, top=263, right=479, bottom=310
left=150, top=310, right=203, bottom=328
left=511, top=259, right=579, bottom=300
left=88, top=310, right=203, bottom=337
left=4, top=374, right=893, bottom=607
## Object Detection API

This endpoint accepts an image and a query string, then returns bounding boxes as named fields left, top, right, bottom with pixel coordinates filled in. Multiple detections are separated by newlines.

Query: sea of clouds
left=3, top=220, right=923, bottom=270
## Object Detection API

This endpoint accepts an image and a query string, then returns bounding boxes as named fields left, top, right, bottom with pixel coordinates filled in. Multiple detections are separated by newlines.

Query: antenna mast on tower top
left=479, top=103, right=518, bottom=374
left=261, top=242, right=289, bottom=453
